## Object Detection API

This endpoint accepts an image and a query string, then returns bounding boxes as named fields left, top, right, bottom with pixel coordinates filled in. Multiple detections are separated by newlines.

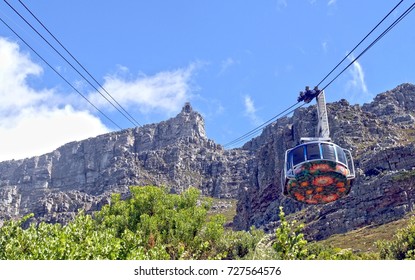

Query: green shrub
left=377, top=217, right=415, bottom=260
left=0, top=186, right=262, bottom=260
left=273, top=206, right=309, bottom=260
left=306, top=242, right=379, bottom=260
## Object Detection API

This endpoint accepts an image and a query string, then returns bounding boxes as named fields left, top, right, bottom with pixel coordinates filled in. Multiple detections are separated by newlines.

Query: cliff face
left=1, top=84, right=415, bottom=241
left=0, top=102, right=252, bottom=224
left=234, top=83, right=415, bottom=240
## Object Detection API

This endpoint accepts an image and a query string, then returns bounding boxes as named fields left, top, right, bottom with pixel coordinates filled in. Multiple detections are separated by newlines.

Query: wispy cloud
left=90, top=63, right=199, bottom=116
left=322, top=41, right=329, bottom=53
left=328, top=0, right=337, bottom=6
left=219, top=57, right=238, bottom=75
left=0, top=37, right=202, bottom=161
left=344, top=54, right=373, bottom=103
left=327, top=0, right=338, bottom=15
left=243, top=95, right=262, bottom=125
left=277, top=0, right=288, bottom=10
left=0, top=37, right=109, bottom=161
left=195, top=97, right=225, bottom=121
left=346, top=54, right=368, bottom=94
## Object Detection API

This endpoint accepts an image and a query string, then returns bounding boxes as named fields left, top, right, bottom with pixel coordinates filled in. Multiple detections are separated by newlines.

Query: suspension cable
left=0, top=15, right=123, bottom=130
left=16, top=0, right=142, bottom=127
left=223, top=1, right=414, bottom=149
left=223, top=102, right=303, bottom=148
left=4, top=0, right=141, bottom=128
left=320, top=2, right=415, bottom=92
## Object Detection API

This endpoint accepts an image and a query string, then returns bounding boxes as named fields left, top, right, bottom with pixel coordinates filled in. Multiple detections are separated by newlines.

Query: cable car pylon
left=281, top=87, right=355, bottom=204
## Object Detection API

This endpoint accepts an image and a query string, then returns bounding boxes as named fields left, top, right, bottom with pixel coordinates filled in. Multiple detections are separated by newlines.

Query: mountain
left=234, top=83, right=415, bottom=240
left=0, top=102, right=252, bottom=224
left=1, top=84, right=415, bottom=241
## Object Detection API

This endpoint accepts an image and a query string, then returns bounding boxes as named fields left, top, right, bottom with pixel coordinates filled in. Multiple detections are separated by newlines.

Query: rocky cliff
left=0, top=102, right=252, bottom=224
left=234, top=83, right=415, bottom=240
left=1, top=84, right=415, bottom=241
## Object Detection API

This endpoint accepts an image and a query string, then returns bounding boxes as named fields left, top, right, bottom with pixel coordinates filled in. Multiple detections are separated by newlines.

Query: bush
left=272, top=206, right=310, bottom=260
left=306, top=242, right=379, bottom=260
left=0, top=186, right=263, bottom=260
left=377, top=217, right=415, bottom=260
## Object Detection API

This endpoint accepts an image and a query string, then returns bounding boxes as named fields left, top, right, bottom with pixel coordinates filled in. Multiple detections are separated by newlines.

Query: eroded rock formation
left=1, top=84, right=415, bottom=241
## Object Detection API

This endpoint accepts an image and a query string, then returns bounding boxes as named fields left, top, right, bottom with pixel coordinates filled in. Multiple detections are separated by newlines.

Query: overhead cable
left=223, top=102, right=302, bottom=148
left=223, top=1, right=414, bottom=149
left=320, top=1, right=415, bottom=91
left=0, top=15, right=123, bottom=130
left=17, top=0, right=142, bottom=127
left=4, top=0, right=141, bottom=128
left=316, top=0, right=404, bottom=88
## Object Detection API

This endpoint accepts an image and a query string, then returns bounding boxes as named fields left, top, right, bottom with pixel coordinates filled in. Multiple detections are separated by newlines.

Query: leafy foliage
left=271, top=207, right=380, bottom=260
left=272, top=206, right=309, bottom=259
left=0, top=213, right=121, bottom=260
left=0, top=186, right=261, bottom=260
left=305, top=242, right=379, bottom=260
left=2, top=185, right=415, bottom=260
left=220, top=226, right=265, bottom=260
left=377, top=216, right=415, bottom=260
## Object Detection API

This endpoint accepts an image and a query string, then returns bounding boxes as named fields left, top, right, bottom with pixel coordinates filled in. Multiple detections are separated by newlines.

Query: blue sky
left=0, top=0, right=414, bottom=161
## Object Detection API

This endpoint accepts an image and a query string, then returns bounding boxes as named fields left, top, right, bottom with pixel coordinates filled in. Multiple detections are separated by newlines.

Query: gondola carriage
left=282, top=87, right=355, bottom=204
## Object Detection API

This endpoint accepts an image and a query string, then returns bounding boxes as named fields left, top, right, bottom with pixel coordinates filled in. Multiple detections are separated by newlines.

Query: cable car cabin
left=282, top=140, right=355, bottom=204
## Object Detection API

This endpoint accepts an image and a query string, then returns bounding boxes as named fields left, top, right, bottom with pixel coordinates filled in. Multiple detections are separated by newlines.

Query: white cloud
left=0, top=37, right=201, bottom=161
left=0, top=38, right=51, bottom=112
left=89, top=63, right=198, bottom=115
left=243, top=95, right=262, bottom=125
left=343, top=54, right=374, bottom=104
left=0, top=37, right=109, bottom=162
left=346, top=54, right=368, bottom=94
left=0, top=106, right=109, bottom=161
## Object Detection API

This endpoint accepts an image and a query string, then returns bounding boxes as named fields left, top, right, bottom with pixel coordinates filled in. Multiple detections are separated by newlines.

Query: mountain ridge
left=234, top=83, right=415, bottom=240
left=1, top=84, right=415, bottom=241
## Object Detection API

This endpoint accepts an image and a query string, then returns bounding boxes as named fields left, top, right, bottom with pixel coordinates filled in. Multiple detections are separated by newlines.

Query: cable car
left=282, top=87, right=355, bottom=204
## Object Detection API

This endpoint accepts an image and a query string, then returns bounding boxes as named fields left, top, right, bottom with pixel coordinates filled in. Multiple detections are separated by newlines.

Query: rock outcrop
left=1, top=84, right=415, bottom=241
left=0, top=102, right=252, bottom=224
left=234, top=83, right=415, bottom=240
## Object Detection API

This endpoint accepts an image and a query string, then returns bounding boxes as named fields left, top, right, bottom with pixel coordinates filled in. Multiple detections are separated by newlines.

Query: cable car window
left=292, top=146, right=305, bottom=166
left=286, top=151, right=292, bottom=171
left=336, top=146, right=347, bottom=164
left=306, top=143, right=321, bottom=160
left=346, top=152, right=352, bottom=168
left=321, top=143, right=336, bottom=161
left=345, top=149, right=355, bottom=177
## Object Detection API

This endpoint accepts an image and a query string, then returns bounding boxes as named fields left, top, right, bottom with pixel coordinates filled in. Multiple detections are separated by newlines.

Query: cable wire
left=0, top=15, right=123, bottom=130
left=320, top=1, right=415, bottom=92
left=316, top=0, right=404, bottom=88
left=223, top=1, right=414, bottom=149
left=4, top=0, right=141, bottom=128
left=223, top=102, right=302, bottom=148
left=17, top=0, right=142, bottom=127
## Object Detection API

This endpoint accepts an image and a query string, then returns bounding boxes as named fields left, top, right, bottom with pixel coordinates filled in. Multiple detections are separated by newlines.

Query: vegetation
left=392, top=169, right=415, bottom=182
left=377, top=217, right=415, bottom=259
left=318, top=214, right=414, bottom=253
left=0, top=186, right=262, bottom=260
left=1, top=185, right=415, bottom=260
left=272, top=206, right=309, bottom=259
